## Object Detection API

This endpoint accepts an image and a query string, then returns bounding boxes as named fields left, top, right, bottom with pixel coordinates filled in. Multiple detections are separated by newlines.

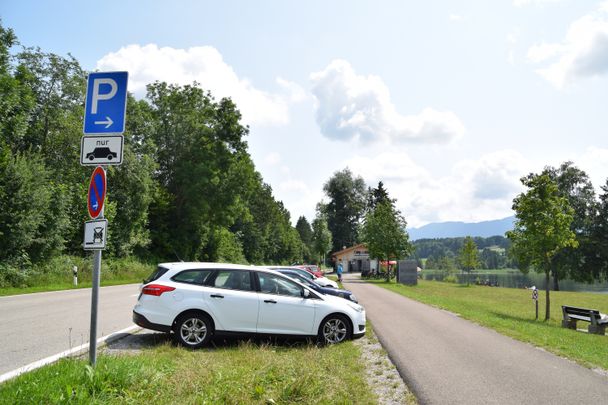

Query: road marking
left=0, top=283, right=140, bottom=300
left=130, top=294, right=139, bottom=297
left=0, top=324, right=140, bottom=384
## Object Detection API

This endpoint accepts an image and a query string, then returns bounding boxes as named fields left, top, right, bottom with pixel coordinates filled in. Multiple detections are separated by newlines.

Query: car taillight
left=141, top=284, right=175, bottom=296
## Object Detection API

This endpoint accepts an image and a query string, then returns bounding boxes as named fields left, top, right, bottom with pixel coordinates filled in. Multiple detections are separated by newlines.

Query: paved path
left=0, top=284, right=139, bottom=375
left=343, top=274, right=608, bottom=405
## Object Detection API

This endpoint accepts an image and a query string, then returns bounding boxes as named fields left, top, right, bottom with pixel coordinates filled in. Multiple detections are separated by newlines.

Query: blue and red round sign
left=87, top=166, right=106, bottom=219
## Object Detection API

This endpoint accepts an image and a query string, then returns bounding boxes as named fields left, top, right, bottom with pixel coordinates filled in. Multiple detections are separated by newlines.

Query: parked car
left=296, top=264, right=324, bottom=278
left=86, top=147, right=117, bottom=161
left=272, top=268, right=358, bottom=303
left=133, top=262, right=366, bottom=348
left=269, top=266, right=339, bottom=289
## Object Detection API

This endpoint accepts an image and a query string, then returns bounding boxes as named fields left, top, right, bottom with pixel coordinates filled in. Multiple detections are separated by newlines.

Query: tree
left=545, top=162, right=597, bottom=289
left=366, top=181, right=392, bottom=212
left=322, top=168, right=367, bottom=253
left=506, top=173, right=577, bottom=320
left=589, top=180, right=608, bottom=281
left=458, top=236, right=479, bottom=284
left=360, top=200, right=413, bottom=281
left=295, top=216, right=314, bottom=262
left=312, top=214, right=332, bottom=266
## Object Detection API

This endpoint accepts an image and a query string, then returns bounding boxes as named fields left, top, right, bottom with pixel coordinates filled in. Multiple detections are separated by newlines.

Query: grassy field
left=0, top=256, right=154, bottom=296
left=0, top=337, right=377, bottom=404
left=370, top=279, right=608, bottom=370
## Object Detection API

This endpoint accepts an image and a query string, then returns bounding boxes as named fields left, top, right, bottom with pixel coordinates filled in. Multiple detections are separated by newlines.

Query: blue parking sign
left=83, top=71, right=128, bottom=134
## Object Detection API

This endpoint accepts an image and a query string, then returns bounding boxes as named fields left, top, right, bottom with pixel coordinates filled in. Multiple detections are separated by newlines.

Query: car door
left=255, top=271, right=317, bottom=335
left=203, top=269, right=259, bottom=333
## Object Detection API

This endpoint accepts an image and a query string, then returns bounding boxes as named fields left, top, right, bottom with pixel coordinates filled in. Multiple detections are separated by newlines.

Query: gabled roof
left=331, top=243, right=367, bottom=257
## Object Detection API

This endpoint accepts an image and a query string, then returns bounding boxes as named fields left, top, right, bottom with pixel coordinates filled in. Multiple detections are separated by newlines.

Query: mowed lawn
left=370, top=279, right=608, bottom=370
left=0, top=338, right=377, bottom=404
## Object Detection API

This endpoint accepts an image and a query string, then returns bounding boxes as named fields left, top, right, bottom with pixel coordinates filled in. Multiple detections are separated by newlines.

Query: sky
left=3, top=0, right=608, bottom=227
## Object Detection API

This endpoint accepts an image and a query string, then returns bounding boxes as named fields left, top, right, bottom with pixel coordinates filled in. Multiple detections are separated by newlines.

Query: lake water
left=421, top=270, right=608, bottom=294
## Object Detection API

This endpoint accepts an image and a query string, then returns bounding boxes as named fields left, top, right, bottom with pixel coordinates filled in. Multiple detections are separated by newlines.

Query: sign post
left=82, top=71, right=128, bottom=367
left=532, top=287, right=539, bottom=320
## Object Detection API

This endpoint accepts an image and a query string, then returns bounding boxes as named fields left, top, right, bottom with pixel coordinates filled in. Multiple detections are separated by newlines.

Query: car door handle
left=264, top=299, right=277, bottom=304
left=210, top=294, right=224, bottom=299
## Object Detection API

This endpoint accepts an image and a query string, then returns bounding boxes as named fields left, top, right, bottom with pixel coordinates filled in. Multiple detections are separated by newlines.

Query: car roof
left=159, top=262, right=259, bottom=271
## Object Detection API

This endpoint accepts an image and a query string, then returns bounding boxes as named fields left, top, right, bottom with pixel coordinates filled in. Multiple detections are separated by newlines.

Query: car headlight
left=349, top=294, right=358, bottom=303
left=347, top=302, right=364, bottom=313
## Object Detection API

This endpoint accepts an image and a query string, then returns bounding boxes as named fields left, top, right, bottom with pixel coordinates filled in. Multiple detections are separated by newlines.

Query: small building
left=332, top=244, right=373, bottom=273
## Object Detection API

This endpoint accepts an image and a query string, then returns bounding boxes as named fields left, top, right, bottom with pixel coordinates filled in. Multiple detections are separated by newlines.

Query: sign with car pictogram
left=83, top=219, right=108, bottom=250
left=80, top=135, right=124, bottom=165
left=87, top=166, right=106, bottom=219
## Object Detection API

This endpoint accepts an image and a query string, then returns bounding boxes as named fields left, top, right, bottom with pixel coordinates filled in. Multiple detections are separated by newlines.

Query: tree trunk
left=545, top=271, right=551, bottom=321
left=553, top=273, right=560, bottom=291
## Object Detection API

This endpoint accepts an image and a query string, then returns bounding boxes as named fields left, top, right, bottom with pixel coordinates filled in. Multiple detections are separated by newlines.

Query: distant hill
left=408, top=216, right=515, bottom=240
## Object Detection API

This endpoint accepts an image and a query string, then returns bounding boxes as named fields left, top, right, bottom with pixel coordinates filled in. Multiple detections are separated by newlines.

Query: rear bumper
left=133, top=310, right=172, bottom=333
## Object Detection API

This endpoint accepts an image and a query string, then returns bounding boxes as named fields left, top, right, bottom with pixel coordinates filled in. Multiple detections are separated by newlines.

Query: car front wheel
left=318, top=314, right=351, bottom=345
left=174, top=312, right=213, bottom=348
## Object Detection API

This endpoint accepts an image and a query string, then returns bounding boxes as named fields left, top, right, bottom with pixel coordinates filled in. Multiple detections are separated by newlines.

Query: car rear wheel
left=318, top=314, right=351, bottom=345
left=173, top=312, right=213, bottom=348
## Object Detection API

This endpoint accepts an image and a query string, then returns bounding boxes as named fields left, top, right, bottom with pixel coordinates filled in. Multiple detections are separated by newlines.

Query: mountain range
left=408, top=216, right=515, bottom=240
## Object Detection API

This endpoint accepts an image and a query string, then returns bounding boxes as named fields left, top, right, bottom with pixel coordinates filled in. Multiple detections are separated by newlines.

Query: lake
left=421, top=270, right=608, bottom=294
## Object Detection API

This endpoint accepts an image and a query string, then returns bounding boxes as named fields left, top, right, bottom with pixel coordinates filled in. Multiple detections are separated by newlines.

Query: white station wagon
left=133, top=262, right=366, bottom=348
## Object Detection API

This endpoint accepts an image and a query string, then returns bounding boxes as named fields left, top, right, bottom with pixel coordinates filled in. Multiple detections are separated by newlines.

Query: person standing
left=337, top=259, right=343, bottom=282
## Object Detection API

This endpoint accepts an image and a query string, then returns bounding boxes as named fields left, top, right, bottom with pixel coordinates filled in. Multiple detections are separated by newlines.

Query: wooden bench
left=561, top=306, right=608, bottom=335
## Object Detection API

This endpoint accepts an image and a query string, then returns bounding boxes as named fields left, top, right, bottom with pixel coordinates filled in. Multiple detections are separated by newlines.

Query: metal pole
left=89, top=249, right=101, bottom=366
left=535, top=300, right=538, bottom=320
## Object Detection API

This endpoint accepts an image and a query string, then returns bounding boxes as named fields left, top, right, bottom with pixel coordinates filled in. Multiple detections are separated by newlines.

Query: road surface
left=343, top=274, right=608, bottom=405
left=0, top=284, right=139, bottom=376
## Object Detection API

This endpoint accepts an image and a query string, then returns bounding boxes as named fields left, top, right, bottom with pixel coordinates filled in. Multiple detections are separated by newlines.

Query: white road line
left=0, top=325, right=140, bottom=384
left=130, top=294, right=139, bottom=297
left=0, top=283, right=140, bottom=300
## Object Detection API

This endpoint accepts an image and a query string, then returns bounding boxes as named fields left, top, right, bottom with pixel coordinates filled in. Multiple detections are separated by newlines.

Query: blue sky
left=4, top=0, right=608, bottom=226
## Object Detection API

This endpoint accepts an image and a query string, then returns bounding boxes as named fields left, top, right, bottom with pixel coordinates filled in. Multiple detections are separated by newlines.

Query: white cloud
left=96, top=44, right=297, bottom=126
left=344, top=150, right=530, bottom=227
left=310, top=60, right=465, bottom=144
left=578, top=146, right=608, bottom=192
left=264, top=152, right=281, bottom=166
left=527, top=5, right=608, bottom=88
left=449, top=14, right=464, bottom=22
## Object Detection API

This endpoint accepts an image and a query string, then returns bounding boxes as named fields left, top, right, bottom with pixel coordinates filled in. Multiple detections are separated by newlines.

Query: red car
left=296, top=264, right=324, bottom=278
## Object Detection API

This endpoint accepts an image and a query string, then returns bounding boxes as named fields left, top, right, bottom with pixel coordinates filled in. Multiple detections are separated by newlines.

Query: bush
left=0, top=263, right=29, bottom=288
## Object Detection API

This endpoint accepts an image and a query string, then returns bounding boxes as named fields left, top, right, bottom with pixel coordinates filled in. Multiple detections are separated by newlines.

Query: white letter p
left=91, top=78, right=118, bottom=114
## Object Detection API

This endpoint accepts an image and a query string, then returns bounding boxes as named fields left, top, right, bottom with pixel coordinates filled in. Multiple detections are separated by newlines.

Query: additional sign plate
left=80, top=135, right=124, bottom=166
left=84, top=219, right=108, bottom=250
left=87, top=166, right=106, bottom=219
left=83, top=71, right=128, bottom=134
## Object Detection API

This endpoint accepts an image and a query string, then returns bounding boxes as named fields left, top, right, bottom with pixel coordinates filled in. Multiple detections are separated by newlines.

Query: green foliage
left=458, top=236, right=480, bottom=277
left=311, top=213, right=332, bottom=265
left=361, top=200, right=413, bottom=281
left=507, top=173, right=577, bottom=319
left=322, top=168, right=367, bottom=252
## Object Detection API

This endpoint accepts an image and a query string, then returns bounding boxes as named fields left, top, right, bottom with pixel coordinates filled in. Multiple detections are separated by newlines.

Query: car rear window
left=171, top=269, right=213, bottom=286
left=143, top=266, right=169, bottom=284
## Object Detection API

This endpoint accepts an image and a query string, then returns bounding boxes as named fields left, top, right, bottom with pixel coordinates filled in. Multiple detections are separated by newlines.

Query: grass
left=369, top=279, right=608, bottom=370
left=0, top=338, right=377, bottom=404
left=0, top=255, right=154, bottom=296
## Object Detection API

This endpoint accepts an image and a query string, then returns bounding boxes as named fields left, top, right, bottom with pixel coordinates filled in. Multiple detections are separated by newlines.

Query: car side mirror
left=302, top=289, right=310, bottom=298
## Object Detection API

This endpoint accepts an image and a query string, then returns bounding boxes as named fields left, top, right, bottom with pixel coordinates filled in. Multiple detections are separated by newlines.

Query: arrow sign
left=87, top=166, right=106, bottom=219
left=83, top=71, right=128, bottom=134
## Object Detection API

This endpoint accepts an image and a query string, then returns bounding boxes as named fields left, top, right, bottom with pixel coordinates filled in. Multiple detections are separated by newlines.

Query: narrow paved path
left=0, top=284, right=139, bottom=375
left=343, top=274, right=608, bottom=405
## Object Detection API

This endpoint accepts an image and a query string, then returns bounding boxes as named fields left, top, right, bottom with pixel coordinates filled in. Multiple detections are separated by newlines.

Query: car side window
left=171, top=269, right=213, bottom=286
left=258, top=272, right=303, bottom=298
left=213, top=270, right=253, bottom=292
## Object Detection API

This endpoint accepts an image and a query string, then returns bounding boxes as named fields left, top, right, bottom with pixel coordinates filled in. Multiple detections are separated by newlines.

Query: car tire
left=318, top=314, right=352, bottom=345
left=88, top=155, right=94, bottom=161
left=173, top=312, right=213, bottom=349
left=107, top=155, right=113, bottom=160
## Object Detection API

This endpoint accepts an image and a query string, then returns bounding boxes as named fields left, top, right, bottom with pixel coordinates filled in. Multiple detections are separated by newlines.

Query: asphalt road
left=0, top=284, right=140, bottom=375
left=343, top=274, right=608, bottom=405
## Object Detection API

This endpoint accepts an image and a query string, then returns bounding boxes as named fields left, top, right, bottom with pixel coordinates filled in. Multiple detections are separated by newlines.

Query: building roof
left=331, top=243, right=367, bottom=257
